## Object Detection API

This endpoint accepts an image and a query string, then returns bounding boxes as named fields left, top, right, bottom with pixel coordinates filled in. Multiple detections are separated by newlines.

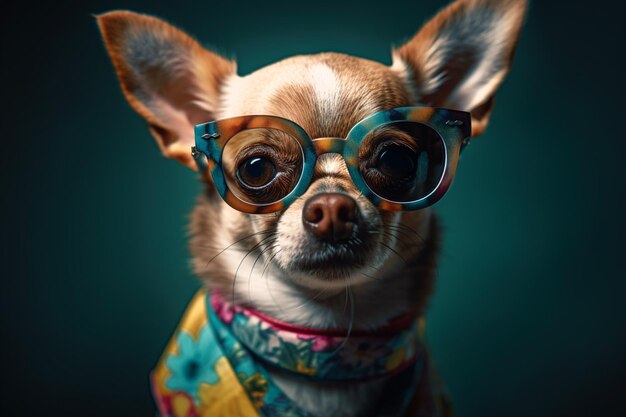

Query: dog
left=97, top=0, right=526, bottom=416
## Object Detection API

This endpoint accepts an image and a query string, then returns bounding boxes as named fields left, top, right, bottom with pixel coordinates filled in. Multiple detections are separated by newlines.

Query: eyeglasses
left=192, top=106, right=471, bottom=214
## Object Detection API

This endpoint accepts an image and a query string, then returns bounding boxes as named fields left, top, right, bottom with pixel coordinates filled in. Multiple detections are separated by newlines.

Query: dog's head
left=98, top=0, right=526, bottom=312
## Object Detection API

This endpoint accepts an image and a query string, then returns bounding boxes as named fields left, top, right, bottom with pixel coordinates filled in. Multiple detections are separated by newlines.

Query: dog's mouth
left=273, top=191, right=388, bottom=286
left=282, top=235, right=380, bottom=282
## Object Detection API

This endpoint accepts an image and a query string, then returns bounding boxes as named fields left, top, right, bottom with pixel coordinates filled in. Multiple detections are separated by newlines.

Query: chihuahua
left=97, top=0, right=526, bottom=416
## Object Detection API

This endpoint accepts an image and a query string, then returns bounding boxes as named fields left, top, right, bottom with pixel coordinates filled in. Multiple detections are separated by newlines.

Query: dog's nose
left=302, top=193, right=358, bottom=243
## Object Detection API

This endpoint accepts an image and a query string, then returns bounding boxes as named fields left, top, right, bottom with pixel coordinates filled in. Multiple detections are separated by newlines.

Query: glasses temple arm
left=191, top=146, right=209, bottom=171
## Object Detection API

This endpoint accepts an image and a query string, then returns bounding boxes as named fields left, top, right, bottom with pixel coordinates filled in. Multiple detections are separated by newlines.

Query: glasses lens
left=358, top=121, right=446, bottom=202
left=222, top=128, right=304, bottom=205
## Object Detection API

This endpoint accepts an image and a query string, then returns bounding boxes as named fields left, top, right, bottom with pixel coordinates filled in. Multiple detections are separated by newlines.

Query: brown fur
left=268, top=53, right=414, bottom=139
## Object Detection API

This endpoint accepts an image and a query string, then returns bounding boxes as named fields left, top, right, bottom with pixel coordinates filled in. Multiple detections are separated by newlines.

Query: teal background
left=2, top=1, right=625, bottom=416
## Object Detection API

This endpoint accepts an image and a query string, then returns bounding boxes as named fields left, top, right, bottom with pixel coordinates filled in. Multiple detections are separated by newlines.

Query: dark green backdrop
left=2, top=1, right=625, bottom=416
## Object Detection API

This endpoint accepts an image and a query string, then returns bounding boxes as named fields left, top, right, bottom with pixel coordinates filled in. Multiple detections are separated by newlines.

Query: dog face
left=217, top=54, right=420, bottom=290
left=98, top=0, right=526, bottom=303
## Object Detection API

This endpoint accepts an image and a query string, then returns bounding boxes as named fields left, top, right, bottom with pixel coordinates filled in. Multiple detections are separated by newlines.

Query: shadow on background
left=1, top=1, right=624, bottom=416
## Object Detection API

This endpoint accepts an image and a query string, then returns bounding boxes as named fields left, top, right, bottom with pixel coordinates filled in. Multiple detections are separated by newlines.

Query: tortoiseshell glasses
left=192, top=106, right=471, bottom=214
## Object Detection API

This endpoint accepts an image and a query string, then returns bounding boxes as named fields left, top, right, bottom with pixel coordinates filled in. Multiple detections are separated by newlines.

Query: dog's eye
left=376, top=145, right=417, bottom=179
left=236, top=156, right=277, bottom=188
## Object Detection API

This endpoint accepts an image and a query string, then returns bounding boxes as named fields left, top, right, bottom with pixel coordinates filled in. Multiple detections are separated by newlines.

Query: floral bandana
left=151, top=289, right=441, bottom=417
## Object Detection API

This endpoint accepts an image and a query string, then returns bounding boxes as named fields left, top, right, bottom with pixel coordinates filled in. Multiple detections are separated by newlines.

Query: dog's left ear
left=97, top=11, right=236, bottom=170
left=393, top=0, right=527, bottom=136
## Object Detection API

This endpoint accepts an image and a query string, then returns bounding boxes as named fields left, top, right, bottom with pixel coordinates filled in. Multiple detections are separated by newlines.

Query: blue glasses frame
left=192, top=106, right=471, bottom=214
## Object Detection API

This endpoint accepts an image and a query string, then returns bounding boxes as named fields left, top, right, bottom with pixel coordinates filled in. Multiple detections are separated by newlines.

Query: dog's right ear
left=97, top=11, right=236, bottom=170
left=392, top=0, right=526, bottom=136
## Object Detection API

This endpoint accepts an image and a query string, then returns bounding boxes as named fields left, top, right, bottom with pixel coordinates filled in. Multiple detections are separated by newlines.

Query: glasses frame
left=192, top=106, right=471, bottom=214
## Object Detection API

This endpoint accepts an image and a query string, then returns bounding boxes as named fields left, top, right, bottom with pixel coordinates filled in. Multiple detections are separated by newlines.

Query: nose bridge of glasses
left=312, top=137, right=346, bottom=155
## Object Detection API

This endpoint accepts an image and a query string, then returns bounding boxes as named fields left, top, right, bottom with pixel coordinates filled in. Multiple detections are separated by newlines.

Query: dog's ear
left=392, top=0, right=527, bottom=136
left=97, top=11, right=236, bottom=170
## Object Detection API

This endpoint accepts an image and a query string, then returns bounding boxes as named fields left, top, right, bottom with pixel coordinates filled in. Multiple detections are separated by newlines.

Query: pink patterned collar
left=210, top=291, right=425, bottom=381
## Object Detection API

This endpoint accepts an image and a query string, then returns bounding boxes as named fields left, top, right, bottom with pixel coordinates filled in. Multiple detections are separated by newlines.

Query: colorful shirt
left=151, top=289, right=447, bottom=417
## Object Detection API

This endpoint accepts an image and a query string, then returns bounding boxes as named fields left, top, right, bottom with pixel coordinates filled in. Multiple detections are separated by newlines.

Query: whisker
left=195, top=243, right=256, bottom=252
left=370, top=225, right=424, bottom=246
left=360, top=271, right=384, bottom=282
left=387, top=224, right=425, bottom=244
left=380, top=231, right=413, bottom=250
left=384, top=227, right=418, bottom=242
left=329, top=283, right=354, bottom=357
left=367, top=228, right=411, bottom=253
left=262, top=249, right=287, bottom=315
left=249, top=240, right=279, bottom=282
left=379, top=241, right=407, bottom=264
left=291, top=286, right=330, bottom=311
left=247, top=239, right=279, bottom=303
left=205, top=230, right=275, bottom=268
left=231, top=233, right=278, bottom=306
left=348, top=286, right=354, bottom=338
